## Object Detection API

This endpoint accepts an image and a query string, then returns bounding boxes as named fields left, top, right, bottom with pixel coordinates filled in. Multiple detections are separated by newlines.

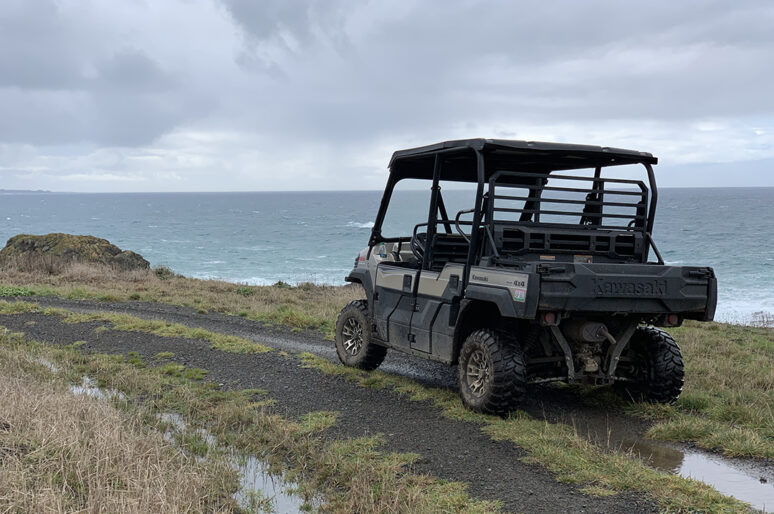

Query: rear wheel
left=617, top=326, right=684, bottom=404
left=457, top=329, right=527, bottom=416
left=335, top=300, right=387, bottom=370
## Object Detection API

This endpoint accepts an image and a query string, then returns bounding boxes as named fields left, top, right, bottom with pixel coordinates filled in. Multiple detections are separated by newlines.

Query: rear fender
left=451, top=298, right=505, bottom=364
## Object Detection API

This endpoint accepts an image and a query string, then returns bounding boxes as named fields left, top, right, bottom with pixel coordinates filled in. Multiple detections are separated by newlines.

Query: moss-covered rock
left=0, top=233, right=150, bottom=270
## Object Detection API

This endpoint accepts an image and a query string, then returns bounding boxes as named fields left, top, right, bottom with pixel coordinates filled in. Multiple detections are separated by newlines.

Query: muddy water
left=578, top=417, right=774, bottom=512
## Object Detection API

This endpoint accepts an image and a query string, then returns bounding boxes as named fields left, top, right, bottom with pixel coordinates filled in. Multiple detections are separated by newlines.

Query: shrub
left=234, top=286, right=255, bottom=297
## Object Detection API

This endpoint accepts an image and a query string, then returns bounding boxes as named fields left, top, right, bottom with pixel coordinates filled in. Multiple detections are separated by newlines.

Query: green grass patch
left=126, top=351, right=144, bottom=367
left=298, top=352, right=746, bottom=512
left=173, top=431, right=212, bottom=457
left=66, top=312, right=272, bottom=354
left=234, top=286, right=255, bottom=297
left=0, top=286, right=34, bottom=297
left=159, top=363, right=208, bottom=380
left=0, top=300, right=43, bottom=314
left=0, top=300, right=271, bottom=355
left=298, top=411, right=338, bottom=434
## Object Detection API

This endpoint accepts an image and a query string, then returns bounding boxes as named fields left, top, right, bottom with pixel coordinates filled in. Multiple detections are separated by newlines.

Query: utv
left=336, top=139, right=716, bottom=415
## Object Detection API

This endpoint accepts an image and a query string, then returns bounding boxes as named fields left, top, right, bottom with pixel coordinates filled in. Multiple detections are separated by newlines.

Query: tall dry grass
left=0, top=339, right=236, bottom=513
left=0, top=255, right=361, bottom=336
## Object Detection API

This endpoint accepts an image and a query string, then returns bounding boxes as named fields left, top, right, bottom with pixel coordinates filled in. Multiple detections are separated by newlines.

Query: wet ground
left=3, top=296, right=774, bottom=511
left=69, top=374, right=312, bottom=511
left=568, top=406, right=774, bottom=512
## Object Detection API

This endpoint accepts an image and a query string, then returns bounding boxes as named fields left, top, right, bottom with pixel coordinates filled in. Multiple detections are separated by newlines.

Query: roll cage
left=368, top=139, right=663, bottom=284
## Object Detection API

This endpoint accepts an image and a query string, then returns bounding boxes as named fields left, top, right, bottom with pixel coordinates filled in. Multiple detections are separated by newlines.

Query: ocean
left=1, top=187, right=772, bottom=324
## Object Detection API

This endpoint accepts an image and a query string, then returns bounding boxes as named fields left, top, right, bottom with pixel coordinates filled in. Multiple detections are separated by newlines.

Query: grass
left=0, top=286, right=33, bottom=297
left=629, top=321, right=774, bottom=458
left=0, top=333, right=238, bottom=512
left=0, top=329, right=498, bottom=513
left=0, top=258, right=360, bottom=338
left=297, top=352, right=746, bottom=512
left=1, top=259, right=773, bottom=504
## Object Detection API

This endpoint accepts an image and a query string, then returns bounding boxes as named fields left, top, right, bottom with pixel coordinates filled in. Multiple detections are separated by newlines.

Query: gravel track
left=0, top=297, right=656, bottom=513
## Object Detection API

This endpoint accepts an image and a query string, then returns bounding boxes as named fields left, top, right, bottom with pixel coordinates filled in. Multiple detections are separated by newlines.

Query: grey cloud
left=0, top=0, right=85, bottom=89
left=0, top=2, right=212, bottom=146
left=222, top=0, right=351, bottom=66
left=1, top=0, right=773, bottom=191
left=96, top=49, right=176, bottom=93
left=215, top=0, right=774, bottom=142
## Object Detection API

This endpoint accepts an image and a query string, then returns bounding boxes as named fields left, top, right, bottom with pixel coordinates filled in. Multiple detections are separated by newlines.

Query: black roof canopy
left=388, top=138, right=658, bottom=183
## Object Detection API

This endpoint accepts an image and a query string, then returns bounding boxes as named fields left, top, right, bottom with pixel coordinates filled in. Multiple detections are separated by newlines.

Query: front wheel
left=335, top=300, right=387, bottom=370
left=617, top=326, right=684, bottom=404
left=457, top=329, right=527, bottom=416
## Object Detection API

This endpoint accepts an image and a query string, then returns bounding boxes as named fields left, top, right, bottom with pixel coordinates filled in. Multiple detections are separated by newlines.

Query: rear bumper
left=538, top=263, right=717, bottom=321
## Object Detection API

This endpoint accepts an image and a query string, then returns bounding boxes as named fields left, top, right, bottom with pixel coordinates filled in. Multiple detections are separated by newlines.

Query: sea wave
left=346, top=221, right=374, bottom=229
left=192, top=274, right=346, bottom=287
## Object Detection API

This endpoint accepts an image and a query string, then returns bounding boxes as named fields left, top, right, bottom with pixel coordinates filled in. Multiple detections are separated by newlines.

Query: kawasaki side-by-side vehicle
left=335, top=139, right=716, bottom=415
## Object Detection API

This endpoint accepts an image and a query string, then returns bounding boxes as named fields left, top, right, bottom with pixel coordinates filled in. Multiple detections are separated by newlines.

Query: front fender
left=345, top=267, right=374, bottom=313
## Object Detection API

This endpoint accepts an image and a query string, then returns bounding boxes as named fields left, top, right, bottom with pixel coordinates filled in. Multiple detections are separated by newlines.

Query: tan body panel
left=375, top=264, right=413, bottom=291
left=417, top=264, right=465, bottom=297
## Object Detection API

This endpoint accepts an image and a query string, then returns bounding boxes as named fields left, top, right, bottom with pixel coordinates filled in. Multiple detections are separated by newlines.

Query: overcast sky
left=1, top=0, right=773, bottom=192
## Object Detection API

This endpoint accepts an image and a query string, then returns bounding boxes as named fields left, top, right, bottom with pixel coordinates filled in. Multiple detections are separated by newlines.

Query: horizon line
left=3, top=184, right=774, bottom=194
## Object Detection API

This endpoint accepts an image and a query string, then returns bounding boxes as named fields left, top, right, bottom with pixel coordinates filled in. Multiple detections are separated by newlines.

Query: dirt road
left=0, top=297, right=656, bottom=513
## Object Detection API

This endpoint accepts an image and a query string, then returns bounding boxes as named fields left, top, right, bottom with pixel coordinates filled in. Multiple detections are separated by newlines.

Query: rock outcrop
left=0, top=233, right=150, bottom=270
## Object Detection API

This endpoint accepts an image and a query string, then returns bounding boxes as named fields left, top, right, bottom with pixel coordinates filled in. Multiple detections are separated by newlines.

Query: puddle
left=35, top=357, right=59, bottom=373
left=575, top=416, right=774, bottom=511
left=677, top=451, right=773, bottom=512
left=232, top=454, right=313, bottom=513
left=158, top=412, right=218, bottom=451
left=615, top=436, right=774, bottom=511
left=69, top=376, right=125, bottom=401
left=156, top=412, right=314, bottom=512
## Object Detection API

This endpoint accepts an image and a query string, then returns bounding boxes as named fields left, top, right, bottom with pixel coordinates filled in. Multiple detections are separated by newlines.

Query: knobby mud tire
left=335, top=300, right=387, bottom=371
left=619, top=326, right=684, bottom=404
left=457, top=328, right=527, bottom=417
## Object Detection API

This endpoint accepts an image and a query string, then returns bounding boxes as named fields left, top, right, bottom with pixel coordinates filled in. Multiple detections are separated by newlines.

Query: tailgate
left=538, top=262, right=717, bottom=320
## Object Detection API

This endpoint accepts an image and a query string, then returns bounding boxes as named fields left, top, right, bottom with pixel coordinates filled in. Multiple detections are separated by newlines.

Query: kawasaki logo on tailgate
left=592, top=278, right=667, bottom=297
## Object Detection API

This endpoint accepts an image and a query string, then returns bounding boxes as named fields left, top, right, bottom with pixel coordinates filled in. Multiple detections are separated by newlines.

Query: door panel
left=410, top=264, right=464, bottom=354
left=410, top=296, right=441, bottom=353
left=374, top=263, right=417, bottom=349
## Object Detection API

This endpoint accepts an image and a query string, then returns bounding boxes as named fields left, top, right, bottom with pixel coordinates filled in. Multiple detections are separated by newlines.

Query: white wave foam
left=346, top=221, right=374, bottom=229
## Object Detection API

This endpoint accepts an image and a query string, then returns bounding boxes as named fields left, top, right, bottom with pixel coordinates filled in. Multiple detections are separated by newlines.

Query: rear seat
left=430, top=233, right=469, bottom=270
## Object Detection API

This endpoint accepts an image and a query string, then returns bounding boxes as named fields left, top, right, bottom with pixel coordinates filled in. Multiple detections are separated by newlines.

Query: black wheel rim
left=341, top=317, right=364, bottom=356
left=466, top=348, right=492, bottom=397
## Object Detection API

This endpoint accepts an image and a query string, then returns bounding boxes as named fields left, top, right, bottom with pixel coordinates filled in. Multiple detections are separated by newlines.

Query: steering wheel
left=410, top=232, right=426, bottom=261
